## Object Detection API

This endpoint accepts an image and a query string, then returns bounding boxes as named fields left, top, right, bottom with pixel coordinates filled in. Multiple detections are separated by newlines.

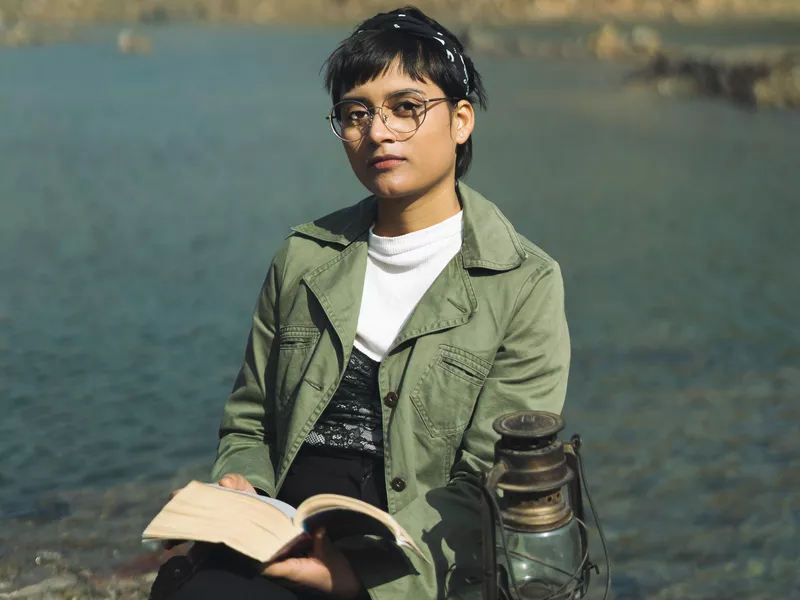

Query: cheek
left=415, top=122, right=457, bottom=168
left=343, top=143, right=365, bottom=174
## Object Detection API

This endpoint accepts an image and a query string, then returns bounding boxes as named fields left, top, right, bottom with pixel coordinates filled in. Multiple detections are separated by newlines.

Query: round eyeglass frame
left=326, top=93, right=460, bottom=142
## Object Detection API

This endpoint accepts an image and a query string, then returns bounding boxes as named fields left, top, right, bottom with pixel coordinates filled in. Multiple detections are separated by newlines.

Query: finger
left=218, top=474, right=240, bottom=489
left=262, top=558, right=303, bottom=579
left=219, top=474, right=255, bottom=493
left=311, top=527, right=327, bottom=556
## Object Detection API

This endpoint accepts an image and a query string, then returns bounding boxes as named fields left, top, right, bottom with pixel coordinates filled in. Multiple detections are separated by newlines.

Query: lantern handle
left=481, top=460, right=509, bottom=600
left=570, top=434, right=612, bottom=600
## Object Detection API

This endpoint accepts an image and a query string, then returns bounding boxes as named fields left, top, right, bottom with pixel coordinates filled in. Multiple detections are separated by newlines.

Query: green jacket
left=210, top=183, right=570, bottom=600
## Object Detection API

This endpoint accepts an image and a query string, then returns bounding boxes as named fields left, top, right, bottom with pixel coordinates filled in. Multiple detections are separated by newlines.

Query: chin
left=360, top=172, right=415, bottom=200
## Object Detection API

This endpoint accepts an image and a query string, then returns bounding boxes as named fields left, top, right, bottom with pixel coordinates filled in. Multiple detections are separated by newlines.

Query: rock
left=525, top=0, right=577, bottom=19
left=460, top=26, right=506, bottom=56
left=588, top=23, right=631, bottom=61
left=0, top=562, right=20, bottom=583
left=621, top=50, right=799, bottom=109
left=0, top=22, right=32, bottom=48
left=1, top=574, right=78, bottom=599
left=139, top=6, right=170, bottom=24
left=631, top=25, right=662, bottom=55
left=117, top=29, right=153, bottom=54
left=33, top=551, right=63, bottom=566
left=140, top=572, right=158, bottom=585
left=745, top=558, right=766, bottom=578
left=754, top=55, right=800, bottom=108
left=656, top=75, right=701, bottom=97
left=252, top=1, right=277, bottom=23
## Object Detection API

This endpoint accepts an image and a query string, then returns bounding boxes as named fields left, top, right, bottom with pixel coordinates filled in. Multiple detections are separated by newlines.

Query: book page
left=142, top=481, right=304, bottom=563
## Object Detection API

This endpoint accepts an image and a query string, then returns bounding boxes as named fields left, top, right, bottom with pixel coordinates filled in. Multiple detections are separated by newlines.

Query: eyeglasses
left=327, top=91, right=457, bottom=142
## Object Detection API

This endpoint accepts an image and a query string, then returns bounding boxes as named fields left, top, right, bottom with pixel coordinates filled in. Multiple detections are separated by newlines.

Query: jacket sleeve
left=347, top=262, right=571, bottom=600
left=456, top=260, right=570, bottom=479
left=210, top=253, right=283, bottom=497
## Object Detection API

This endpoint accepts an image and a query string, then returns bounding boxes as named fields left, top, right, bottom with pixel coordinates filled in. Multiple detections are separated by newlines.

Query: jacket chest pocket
left=409, top=345, right=492, bottom=437
left=275, top=325, right=320, bottom=409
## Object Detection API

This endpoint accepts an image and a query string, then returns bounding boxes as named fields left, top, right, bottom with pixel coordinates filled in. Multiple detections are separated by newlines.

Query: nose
left=366, top=107, right=396, bottom=144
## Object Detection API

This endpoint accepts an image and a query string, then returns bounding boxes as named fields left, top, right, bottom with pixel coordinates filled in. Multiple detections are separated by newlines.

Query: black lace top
left=303, top=347, right=384, bottom=457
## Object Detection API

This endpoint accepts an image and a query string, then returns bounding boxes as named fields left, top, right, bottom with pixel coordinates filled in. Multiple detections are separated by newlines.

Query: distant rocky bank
left=464, top=22, right=800, bottom=109
left=1, top=2, right=799, bottom=111
left=1, top=0, right=800, bottom=26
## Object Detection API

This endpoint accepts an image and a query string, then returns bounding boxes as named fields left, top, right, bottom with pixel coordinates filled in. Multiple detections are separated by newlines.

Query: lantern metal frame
left=479, top=412, right=611, bottom=600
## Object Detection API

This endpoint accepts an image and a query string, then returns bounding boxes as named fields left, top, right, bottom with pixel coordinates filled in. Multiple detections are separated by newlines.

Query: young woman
left=153, top=6, right=570, bottom=600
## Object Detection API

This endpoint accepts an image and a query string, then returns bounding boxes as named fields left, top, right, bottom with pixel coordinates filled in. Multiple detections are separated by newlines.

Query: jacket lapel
left=388, top=252, right=476, bottom=353
left=302, top=238, right=368, bottom=356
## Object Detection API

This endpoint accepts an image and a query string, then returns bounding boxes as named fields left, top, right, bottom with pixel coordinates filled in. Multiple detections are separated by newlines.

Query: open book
left=142, top=480, right=426, bottom=564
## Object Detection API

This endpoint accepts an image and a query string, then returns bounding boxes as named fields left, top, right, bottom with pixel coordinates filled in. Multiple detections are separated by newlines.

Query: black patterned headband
left=357, top=11, right=471, bottom=96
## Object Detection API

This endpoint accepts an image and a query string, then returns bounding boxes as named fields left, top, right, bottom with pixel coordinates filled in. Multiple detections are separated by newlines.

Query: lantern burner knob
left=493, top=412, right=564, bottom=450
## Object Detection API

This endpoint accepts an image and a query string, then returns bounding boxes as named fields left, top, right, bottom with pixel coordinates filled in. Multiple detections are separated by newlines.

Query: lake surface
left=1, top=22, right=799, bottom=598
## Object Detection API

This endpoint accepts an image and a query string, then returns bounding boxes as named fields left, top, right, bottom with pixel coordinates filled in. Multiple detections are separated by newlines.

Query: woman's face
left=337, top=60, right=474, bottom=200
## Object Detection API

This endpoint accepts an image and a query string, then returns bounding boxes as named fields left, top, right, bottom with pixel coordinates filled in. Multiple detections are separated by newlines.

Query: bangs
left=323, top=30, right=464, bottom=104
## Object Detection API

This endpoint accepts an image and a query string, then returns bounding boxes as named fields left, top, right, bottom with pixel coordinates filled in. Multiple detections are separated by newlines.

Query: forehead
left=341, top=61, right=444, bottom=102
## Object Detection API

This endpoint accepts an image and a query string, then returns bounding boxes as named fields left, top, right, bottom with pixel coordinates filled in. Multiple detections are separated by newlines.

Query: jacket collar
left=289, top=183, right=527, bottom=272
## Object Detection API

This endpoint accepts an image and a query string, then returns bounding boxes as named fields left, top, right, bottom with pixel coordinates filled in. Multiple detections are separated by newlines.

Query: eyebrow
left=341, top=87, right=426, bottom=102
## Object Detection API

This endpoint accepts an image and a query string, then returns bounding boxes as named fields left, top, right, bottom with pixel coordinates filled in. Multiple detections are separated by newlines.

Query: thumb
left=312, top=527, right=327, bottom=556
left=218, top=475, right=236, bottom=489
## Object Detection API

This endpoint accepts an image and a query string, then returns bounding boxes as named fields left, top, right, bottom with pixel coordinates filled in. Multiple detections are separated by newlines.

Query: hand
left=167, top=473, right=256, bottom=500
left=217, top=473, right=257, bottom=495
left=261, top=528, right=365, bottom=599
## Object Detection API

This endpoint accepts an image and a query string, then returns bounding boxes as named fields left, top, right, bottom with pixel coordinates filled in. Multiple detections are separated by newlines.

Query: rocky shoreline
left=0, top=470, right=209, bottom=600
left=462, top=22, right=800, bottom=109
left=2, top=3, right=798, bottom=110
left=0, top=546, right=198, bottom=599
left=1, top=0, right=800, bottom=27
left=0, top=555, right=157, bottom=599
left=625, top=48, right=800, bottom=109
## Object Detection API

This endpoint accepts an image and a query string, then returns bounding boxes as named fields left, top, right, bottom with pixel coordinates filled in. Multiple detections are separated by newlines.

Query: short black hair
left=322, top=6, right=487, bottom=180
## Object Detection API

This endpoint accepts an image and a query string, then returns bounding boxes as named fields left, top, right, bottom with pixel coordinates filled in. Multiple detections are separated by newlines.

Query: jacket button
left=383, top=391, right=399, bottom=408
left=391, top=477, right=406, bottom=492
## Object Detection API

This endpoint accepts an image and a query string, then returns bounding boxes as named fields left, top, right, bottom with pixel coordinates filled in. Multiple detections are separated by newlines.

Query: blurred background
left=1, top=1, right=799, bottom=598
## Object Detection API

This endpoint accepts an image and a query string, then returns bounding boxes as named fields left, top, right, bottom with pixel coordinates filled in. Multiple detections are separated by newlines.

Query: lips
left=368, top=154, right=406, bottom=168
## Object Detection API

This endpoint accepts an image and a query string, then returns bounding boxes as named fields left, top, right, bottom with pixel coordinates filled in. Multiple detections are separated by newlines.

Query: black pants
left=150, top=446, right=386, bottom=600
left=161, top=552, right=331, bottom=600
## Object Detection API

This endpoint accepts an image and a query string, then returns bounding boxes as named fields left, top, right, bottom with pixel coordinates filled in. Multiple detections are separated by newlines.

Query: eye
left=345, top=109, right=369, bottom=122
left=335, top=102, right=370, bottom=123
left=391, top=101, right=423, bottom=118
left=343, top=106, right=369, bottom=121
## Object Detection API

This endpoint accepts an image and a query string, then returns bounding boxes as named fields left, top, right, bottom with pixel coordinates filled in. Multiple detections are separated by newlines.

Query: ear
left=452, top=100, right=475, bottom=145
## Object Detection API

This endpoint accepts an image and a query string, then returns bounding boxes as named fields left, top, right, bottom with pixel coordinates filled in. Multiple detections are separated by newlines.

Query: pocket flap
left=438, top=345, right=491, bottom=385
left=278, top=325, right=320, bottom=350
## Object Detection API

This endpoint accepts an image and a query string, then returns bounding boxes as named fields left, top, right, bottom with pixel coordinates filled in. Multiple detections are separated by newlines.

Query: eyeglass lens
left=331, top=92, right=428, bottom=141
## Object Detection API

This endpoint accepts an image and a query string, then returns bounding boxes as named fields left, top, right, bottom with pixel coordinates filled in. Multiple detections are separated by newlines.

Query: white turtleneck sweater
left=353, top=211, right=464, bottom=362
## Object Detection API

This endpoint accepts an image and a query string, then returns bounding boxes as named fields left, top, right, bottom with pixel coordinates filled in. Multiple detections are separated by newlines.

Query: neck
left=372, top=177, right=461, bottom=237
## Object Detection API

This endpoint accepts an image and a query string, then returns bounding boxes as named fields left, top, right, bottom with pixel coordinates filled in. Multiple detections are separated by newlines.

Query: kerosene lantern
left=480, top=411, right=609, bottom=600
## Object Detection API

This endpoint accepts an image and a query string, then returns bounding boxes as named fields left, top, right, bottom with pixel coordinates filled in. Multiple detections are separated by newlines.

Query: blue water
left=1, top=23, right=799, bottom=597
